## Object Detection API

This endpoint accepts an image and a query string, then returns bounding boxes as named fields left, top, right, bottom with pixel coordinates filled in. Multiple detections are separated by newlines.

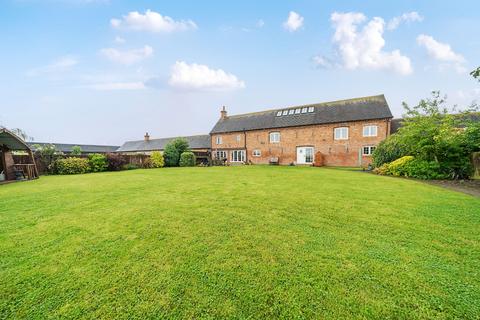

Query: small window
left=216, top=136, right=222, bottom=145
left=269, top=132, right=280, bottom=143
left=334, top=127, right=349, bottom=140
left=363, top=125, right=378, bottom=137
left=308, top=106, right=315, bottom=112
left=295, top=108, right=301, bottom=114
left=252, top=149, right=261, bottom=157
left=301, top=107, right=308, bottom=113
left=288, top=109, right=294, bottom=115
left=236, top=135, right=241, bottom=142
left=276, top=111, right=282, bottom=117
left=363, top=146, right=376, bottom=156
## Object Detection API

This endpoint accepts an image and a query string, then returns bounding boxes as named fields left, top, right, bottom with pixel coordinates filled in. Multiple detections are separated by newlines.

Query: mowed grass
left=1, top=166, right=479, bottom=319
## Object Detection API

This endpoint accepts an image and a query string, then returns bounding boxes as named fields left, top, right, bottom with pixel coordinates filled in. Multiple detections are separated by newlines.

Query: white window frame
left=231, top=150, right=246, bottom=162
left=363, top=125, right=378, bottom=137
left=216, top=136, right=222, bottom=145
left=269, top=132, right=281, bottom=143
left=294, top=108, right=301, bottom=114
left=301, top=107, right=308, bottom=113
left=308, top=106, right=315, bottom=113
left=363, top=146, right=376, bottom=156
left=282, top=110, right=288, bottom=116
left=334, top=127, right=349, bottom=140
left=288, top=109, right=294, bottom=115
left=236, top=135, right=241, bottom=142
left=276, top=111, right=282, bottom=117
left=252, top=149, right=261, bottom=157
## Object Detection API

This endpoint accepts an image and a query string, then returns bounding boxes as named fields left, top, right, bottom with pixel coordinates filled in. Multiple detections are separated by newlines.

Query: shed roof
left=210, top=95, right=393, bottom=134
left=117, top=134, right=211, bottom=152
left=28, top=142, right=120, bottom=153
left=0, top=128, right=32, bottom=151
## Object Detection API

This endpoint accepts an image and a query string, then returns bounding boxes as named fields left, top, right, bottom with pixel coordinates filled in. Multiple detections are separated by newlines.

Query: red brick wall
left=211, top=118, right=390, bottom=167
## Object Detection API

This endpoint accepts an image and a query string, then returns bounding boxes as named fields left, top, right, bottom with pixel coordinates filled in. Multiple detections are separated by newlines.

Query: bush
left=404, top=159, right=446, bottom=180
left=123, top=163, right=139, bottom=170
left=372, top=134, right=407, bottom=167
left=179, top=152, right=196, bottom=167
left=33, top=144, right=63, bottom=174
left=88, top=154, right=108, bottom=172
left=106, top=153, right=127, bottom=171
left=164, top=138, right=190, bottom=167
left=386, top=156, right=414, bottom=176
left=71, top=146, right=82, bottom=156
left=150, top=151, right=164, bottom=168
left=55, top=157, right=89, bottom=175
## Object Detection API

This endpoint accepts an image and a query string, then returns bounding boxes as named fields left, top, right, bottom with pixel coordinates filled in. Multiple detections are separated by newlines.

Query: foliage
left=123, top=163, right=139, bottom=170
left=384, top=156, right=414, bottom=176
left=150, top=151, right=165, bottom=168
left=70, top=146, right=82, bottom=156
left=471, top=66, right=480, bottom=81
left=33, top=144, right=63, bottom=174
left=1, top=167, right=480, bottom=319
left=179, top=151, right=196, bottom=167
left=54, top=157, right=89, bottom=174
left=373, top=91, right=479, bottom=179
left=142, top=157, right=152, bottom=169
left=106, top=153, right=127, bottom=171
left=164, top=138, right=190, bottom=167
left=373, top=156, right=448, bottom=180
left=88, top=153, right=108, bottom=172
left=372, top=134, right=407, bottom=167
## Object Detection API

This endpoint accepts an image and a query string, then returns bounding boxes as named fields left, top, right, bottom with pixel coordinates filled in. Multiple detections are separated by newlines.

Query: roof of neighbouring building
left=0, top=128, right=32, bottom=151
left=210, top=94, right=393, bottom=134
left=116, top=134, right=211, bottom=153
left=390, top=118, right=403, bottom=134
left=28, top=142, right=120, bottom=153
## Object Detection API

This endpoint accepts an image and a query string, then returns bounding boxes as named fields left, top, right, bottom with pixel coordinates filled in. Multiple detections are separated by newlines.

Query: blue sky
left=0, top=0, right=479, bottom=145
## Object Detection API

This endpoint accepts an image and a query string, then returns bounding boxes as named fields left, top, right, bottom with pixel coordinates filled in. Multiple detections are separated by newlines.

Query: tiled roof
left=210, top=95, right=393, bottom=134
left=117, top=134, right=211, bottom=152
left=28, top=142, right=120, bottom=153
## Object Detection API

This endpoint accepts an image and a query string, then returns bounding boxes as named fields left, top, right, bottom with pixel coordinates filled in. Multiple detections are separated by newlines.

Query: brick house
left=210, top=95, right=393, bottom=166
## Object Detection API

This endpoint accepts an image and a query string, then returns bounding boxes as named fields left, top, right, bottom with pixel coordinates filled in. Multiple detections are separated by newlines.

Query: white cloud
left=110, top=9, right=197, bottom=33
left=114, top=36, right=126, bottom=44
left=312, top=55, right=336, bottom=69
left=27, top=56, right=78, bottom=76
left=329, top=12, right=412, bottom=75
left=387, top=12, right=423, bottom=30
left=100, top=45, right=153, bottom=65
left=416, top=34, right=466, bottom=73
left=168, top=61, right=245, bottom=91
left=283, top=11, right=304, bottom=32
left=89, top=82, right=146, bottom=91
left=256, top=19, right=265, bottom=28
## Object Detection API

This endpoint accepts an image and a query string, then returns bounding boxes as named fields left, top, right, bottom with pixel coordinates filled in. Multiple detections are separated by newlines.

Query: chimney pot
left=144, top=132, right=150, bottom=141
left=220, top=106, right=228, bottom=120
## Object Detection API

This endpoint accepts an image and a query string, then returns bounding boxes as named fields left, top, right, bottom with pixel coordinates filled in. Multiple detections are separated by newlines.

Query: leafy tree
left=471, top=66, right=480, bottom=81
left=179, top=151, right=196, bottom=167
left=71, top=146, right=82, bottom=156
left=163, top=138, right=190, bottom=167
left=33, top=144, right=63, bottom=174
left=88, top=153, right=108, bottom=172
left=150, top=151, right=164, bottom=168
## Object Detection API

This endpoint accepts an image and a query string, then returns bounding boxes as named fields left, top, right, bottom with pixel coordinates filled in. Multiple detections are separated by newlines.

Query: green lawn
left=1, top=166, right=479, bottom=319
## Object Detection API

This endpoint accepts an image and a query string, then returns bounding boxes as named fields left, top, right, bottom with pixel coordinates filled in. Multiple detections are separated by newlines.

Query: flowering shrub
left=55, top=157, right=89, bottom=175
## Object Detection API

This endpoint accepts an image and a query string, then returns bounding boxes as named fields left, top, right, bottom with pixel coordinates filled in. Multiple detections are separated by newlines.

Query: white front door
left=297, top=147, right=314, bottom=164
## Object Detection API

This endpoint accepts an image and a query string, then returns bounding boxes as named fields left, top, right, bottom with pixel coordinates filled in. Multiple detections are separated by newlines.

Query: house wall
left=211, top=118, right=390, bottom=167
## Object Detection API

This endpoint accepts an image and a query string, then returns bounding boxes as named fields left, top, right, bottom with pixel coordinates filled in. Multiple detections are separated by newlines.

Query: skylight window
left=276, top=111, right=282, bottom=117
left=288, top=109, right=294, bottom=115
left=301, top=107, right=308, bottom=113
left=282, top=110, right=288, bottom=116
left=308, top=106, right=315, bottom=112
left=295, top=108, right=301, bottom=114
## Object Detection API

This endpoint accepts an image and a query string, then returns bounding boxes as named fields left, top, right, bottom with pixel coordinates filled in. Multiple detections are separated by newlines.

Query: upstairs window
left=334, top=127, right=349, bottom=140
left=363, top=125, right=378, bottom=137
left=236, top=135, right=241, bottom=142
left=216, top=136, right=222, bottom=145
left=269, top=132, right=281, bottom=143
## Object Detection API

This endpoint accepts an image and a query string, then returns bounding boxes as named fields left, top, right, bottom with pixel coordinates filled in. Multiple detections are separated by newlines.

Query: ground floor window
left=214, top=150, right=227, bottom=160
left=363, top=146, right=376, bottom=156
left=252, top=149, right=261, bottom=157
left=231, top=150, right=246, bottom=162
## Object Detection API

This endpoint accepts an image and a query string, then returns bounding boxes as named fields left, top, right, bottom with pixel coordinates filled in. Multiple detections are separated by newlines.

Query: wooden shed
left=0, top=128, right=39, bottom=182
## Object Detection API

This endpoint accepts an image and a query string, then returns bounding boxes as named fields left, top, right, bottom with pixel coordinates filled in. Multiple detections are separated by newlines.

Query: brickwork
left=211, top=119, right=390, bottom=167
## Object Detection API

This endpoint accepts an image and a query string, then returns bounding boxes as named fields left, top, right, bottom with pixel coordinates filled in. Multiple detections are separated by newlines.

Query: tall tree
left=471, top=67, right=480, bottom=81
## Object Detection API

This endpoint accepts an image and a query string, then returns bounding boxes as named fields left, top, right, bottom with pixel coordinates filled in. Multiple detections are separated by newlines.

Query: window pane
left=276, top=111, right=282, bottom=116
left=301, top=107, right=308, bottom=113
left=282, top=110, right=288, bottom=116
left=295, top=108, right=301, bottom=114
left=308, top=106, right=314, bottom=112
left=288, top=109, right=294, bottom=115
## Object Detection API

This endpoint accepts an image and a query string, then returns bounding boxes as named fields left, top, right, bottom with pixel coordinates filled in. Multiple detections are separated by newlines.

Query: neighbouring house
left=28, top=142, right=120, bottom=154
left=0, top=128, right=39, bottom=182
left=210, top=95, right=393, bottom=166
left=117, top=134, right=211, bottom=164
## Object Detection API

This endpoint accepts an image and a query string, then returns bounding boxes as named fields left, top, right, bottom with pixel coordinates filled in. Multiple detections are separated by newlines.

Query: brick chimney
left=144, top=132, right=150, bottom=142
left=220, top=106, right=227, bottom=120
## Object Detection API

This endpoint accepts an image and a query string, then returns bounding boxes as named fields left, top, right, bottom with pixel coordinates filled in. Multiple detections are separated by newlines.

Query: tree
left=163, top=138, right=190, bottom=167
left=71, top=146, right=82, bottom=156
left=33, top=144, right=63, bottom=174
left=150, top=151, right=164, bottom=168
left=471, top=67, right=480, bottom=81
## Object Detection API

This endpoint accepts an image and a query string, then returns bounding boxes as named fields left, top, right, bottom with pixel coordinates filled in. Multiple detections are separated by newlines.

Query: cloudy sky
left=0, top=0, right=479, bottom=145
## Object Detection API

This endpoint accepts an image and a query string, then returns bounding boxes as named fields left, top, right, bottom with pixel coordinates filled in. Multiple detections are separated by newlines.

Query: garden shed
left=0, top=128, right=39, bottom=182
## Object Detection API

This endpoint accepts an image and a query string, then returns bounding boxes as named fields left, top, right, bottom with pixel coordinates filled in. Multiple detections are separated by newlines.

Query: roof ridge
left=226, top=94, right=386, bottom=119
left=123, top=134, right=210, bottom=144
left=29, top=142, right=120, bottom=147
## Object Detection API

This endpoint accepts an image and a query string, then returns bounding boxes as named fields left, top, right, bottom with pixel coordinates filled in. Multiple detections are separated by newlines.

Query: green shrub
left=404, top=159, right=446, bottom=180
left=372, top=163, right=389, bottom=175
left=88, top=154, right=108, bottom=172
left=164, top=138, right=189, bottom=167
left=123, top=163, right=139, bottom=170
left=71, top=146, right=82, bottom=156
left=387, top=156, right=414, bottom=177
left=150, top=151, right=164, bottom=168
left=55, top=157, right=89, bottom=175
left=179, top=152, right=196, bottom=167
left=372, top=134, right=407, bottom=167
